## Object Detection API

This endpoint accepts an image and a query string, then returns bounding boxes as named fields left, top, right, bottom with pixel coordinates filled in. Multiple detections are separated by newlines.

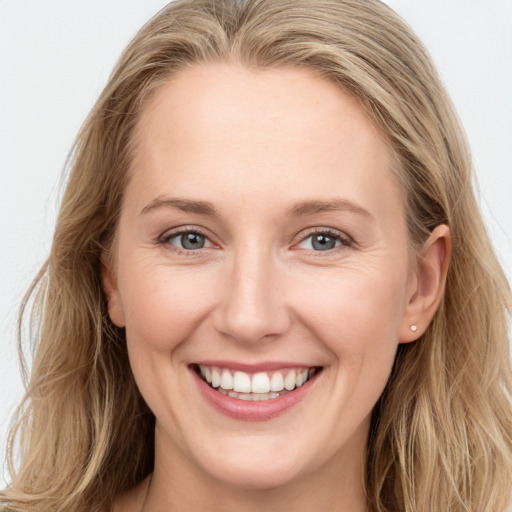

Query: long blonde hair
left=2, top=1, right=511, bottom=511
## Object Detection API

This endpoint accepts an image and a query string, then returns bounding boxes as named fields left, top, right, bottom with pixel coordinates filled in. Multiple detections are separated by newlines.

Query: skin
left=104, top=64, right=451, bottom=512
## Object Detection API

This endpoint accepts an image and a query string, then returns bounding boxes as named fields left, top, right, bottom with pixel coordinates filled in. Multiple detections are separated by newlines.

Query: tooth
left=233, top=371, right=251, bottom=393
left=220, top=369, right=233, bottom=390
left=284, top=369, right=296, bottom=391
left=199, top=365, right=212, bottom=383
left=251, top=372, right=270, bottom=393
left=211, top=368, right=221, bottom=388
left=270, top=371, right=284, bottom=392
left=207, top=366, right=315, bottom=396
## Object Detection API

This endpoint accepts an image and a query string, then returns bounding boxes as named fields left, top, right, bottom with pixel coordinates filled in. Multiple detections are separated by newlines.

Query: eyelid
left=159, top=225, right=208, bottom=241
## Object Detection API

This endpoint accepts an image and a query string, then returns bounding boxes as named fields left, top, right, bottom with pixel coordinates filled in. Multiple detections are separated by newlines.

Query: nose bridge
left=214, top=240, right=289, bottom=344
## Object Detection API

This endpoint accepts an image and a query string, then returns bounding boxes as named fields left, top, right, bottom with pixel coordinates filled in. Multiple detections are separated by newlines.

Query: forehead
left=128, top=63, right=404, bottom=226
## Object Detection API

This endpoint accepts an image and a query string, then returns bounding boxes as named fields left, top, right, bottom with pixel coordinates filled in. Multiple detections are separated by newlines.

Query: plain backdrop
left=1, top=0, right=511, bottom=484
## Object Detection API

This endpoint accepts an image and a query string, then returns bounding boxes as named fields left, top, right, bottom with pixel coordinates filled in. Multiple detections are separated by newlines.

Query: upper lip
left=192, top=360, right=319, bottom=373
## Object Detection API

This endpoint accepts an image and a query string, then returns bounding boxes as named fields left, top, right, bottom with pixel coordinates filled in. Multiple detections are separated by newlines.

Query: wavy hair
left=2, top=1, right=511, bottom=511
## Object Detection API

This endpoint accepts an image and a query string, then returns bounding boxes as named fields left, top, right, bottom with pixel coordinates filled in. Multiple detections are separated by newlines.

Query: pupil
left=182, top=233, right=205, bottom=250
left=312, top=234, right=335, bottom=251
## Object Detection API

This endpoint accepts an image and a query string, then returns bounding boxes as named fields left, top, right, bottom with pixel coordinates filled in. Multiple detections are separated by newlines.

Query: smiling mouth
left=194, top=364, right=320, bottom=401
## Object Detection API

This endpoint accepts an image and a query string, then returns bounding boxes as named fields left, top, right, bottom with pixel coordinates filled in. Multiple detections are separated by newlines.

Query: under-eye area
left=193, top=364, right=322, bottom=401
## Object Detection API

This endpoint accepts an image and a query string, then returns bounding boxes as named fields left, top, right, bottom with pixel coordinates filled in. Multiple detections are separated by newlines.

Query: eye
left=164, top=229, right=213, bottom=251
left=297, top=230, right=349, bottom=252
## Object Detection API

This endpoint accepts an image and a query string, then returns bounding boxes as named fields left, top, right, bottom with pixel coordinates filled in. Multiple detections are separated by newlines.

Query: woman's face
left=105, top=64, right=421, bottom=491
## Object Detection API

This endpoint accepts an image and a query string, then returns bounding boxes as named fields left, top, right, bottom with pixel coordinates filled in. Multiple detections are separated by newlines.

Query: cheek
left=303, top=261, right=406, bottom=321
left=295, top=264, right=407, bottom=372
left=119, top=261, right=215, bottom=353
left=118, top=261, right=218, bottom=427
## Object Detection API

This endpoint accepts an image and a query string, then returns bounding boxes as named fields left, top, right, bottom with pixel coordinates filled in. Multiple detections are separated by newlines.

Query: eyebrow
left=287, top=199, right=372, bottom=219
left=140, top=196, right=372, bottom=219
left=141, top=197, right=218, bottom=216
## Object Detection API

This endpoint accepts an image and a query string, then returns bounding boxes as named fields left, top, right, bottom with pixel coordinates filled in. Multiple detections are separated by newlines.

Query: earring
left=410, top=325, right=418, bottom=332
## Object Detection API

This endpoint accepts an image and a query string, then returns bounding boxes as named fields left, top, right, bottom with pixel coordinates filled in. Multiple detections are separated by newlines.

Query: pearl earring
left=410, top=325, right=418, bottom=332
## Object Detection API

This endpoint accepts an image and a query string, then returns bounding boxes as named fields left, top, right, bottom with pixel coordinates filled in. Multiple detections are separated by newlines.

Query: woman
left=1, top=0, right=511, bottom=511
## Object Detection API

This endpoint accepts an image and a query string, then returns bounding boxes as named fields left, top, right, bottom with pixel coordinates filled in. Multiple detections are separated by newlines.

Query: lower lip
left=192, top=368, right=318, bottom=421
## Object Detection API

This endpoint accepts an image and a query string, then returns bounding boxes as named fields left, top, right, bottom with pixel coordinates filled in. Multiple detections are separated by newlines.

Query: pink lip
left=191, top=365, right=319, bottom=422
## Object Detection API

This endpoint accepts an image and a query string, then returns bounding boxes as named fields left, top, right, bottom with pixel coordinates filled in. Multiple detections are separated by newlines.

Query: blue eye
left=298, top=231, right=346, bottom=251
left=168, top=231, right=211, bottom=250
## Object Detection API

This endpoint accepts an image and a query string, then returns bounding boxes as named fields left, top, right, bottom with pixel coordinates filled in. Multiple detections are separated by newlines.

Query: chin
left=189, top=433, right=313, bottom=490
left=205, top=456, right=307, bottom=491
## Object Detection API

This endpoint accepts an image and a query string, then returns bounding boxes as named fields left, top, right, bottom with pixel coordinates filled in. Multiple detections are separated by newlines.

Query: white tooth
left=251, top=372, right=270, bottom=393
left=284, top=369, right=296, bottom=391
left=269, top=392, right=280, bottom=399
left=199, top=365, right=206, bottom=378
left=220, top=369, right=233, bottom=390
left=308, top=368, right=315, bottom=380
left=270, top=371, right=285, bottom=392
left=233, top=371, right=251, bottom=393
left=228, top=391, right=238, bottom=398
left=237, top=392, right=252, bottom=401
left=296, top=372, right=304, bottom=387
left=204, top=366, right=212, bottom=383
left=211, top=368, right=221, bottom=388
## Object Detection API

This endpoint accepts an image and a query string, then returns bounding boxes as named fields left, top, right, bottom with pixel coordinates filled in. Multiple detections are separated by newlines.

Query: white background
left=1, top=0, right=511, bottom=484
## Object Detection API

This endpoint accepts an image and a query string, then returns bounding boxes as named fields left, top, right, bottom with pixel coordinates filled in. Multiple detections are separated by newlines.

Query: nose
left=212, top=244, right=291, bottom=345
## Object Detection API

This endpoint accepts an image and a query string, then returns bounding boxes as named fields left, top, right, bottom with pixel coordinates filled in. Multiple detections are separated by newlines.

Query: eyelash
left=158, top=226, right=353, bottom=255
left=296, top=228, right=353, bottom=254
left=159, top=226, right=213, bottom=255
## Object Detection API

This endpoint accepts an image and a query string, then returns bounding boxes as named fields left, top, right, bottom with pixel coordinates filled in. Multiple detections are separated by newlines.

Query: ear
left=399, top=224, right=451, bottom=343
left=101, top=250, right=126, bottom=328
